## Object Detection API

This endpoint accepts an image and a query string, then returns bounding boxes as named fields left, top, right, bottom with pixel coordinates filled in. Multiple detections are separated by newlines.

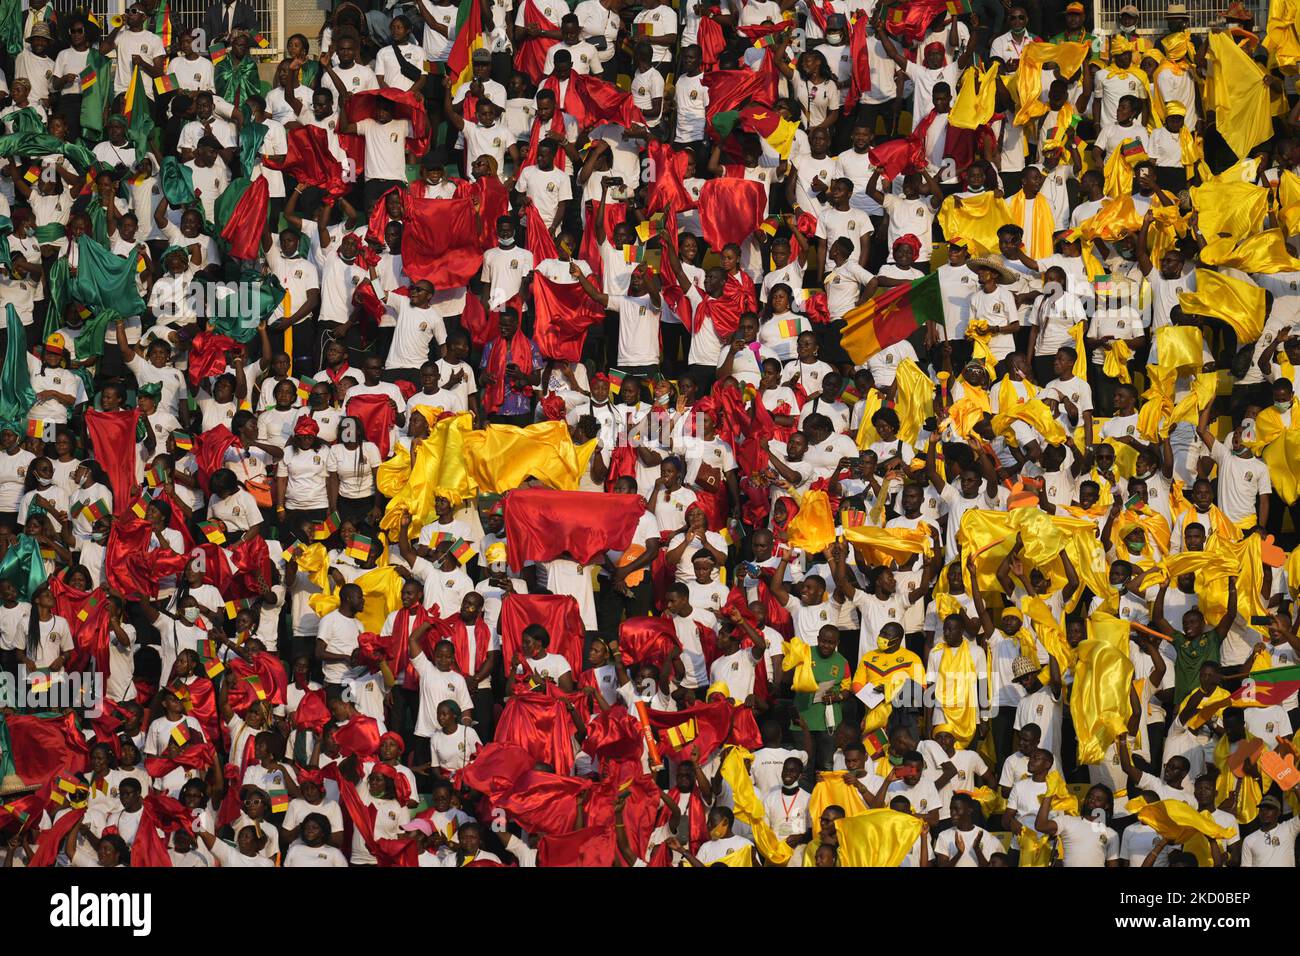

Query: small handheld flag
left=312, top=512, right=340, bottom=541
left=199, top=519, right=226, bottom=545
left=154, top=73, right=178, bottom=95
left=26, top=419, right=54, bottom=441
left=346, top=534, right=374, bottom=561
left=79, top=67, right=96, bottom=92
left=171, top=430, right=193, bottom=451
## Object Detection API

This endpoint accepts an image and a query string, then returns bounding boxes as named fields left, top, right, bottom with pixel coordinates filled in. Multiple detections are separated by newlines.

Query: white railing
left=69, top=0, right=285, bottom=56
left=1093, top=0, right=1262, bottom=34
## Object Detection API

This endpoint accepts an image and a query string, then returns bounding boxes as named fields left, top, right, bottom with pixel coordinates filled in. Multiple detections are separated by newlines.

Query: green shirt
left=795, top=650, right=849, bottom=731
left=1173, top=630, right=1221, bottom=704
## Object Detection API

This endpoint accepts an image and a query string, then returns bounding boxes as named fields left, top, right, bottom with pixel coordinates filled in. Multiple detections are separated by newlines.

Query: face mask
left=498, top=236, right=515, bottom=248
left=655, top=393, right=671, bottom=405
left=1276, top=401, right=1291, bottom=411
left=876, top=636, right=892, bottom=651
left=182, top=607, right=200, bottom=624
left=781, top=783, right=800, bottom=795
left=35, top=476, right=51, bottom=488
left=1125, top=540, right=1145, bottom=555
left=709, top=822, right=729, bottom=839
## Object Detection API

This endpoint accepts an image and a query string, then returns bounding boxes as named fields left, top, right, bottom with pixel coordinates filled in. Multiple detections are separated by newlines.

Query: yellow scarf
left=1213, top=733, right=1262, bottom=824
left=1008, top=190, right=1055, bottom=260
left=1103, top=339, right=1133, bottom=384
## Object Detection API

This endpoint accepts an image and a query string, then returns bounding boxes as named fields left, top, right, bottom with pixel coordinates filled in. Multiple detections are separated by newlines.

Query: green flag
left=69, top=237, right=147, bottom=318
left=209, top=270, right=284, bottom=344
left=79, top=49, right=114, bottom=143
left=124, top=65, right=154, bottom=159
left=0, top=0, right=21, bottom=57
left=0, top=303, right=34, bottom=431
left=0, top=535, right=49, bottom=600
left=0, top=132, right=94, bottom=174
left=159, top=156, right=196, bottom=207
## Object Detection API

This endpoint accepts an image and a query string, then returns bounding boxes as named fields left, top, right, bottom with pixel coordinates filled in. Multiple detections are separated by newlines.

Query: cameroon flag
left=123, top=65, right=154, bottom=157
left=841, top=272, right=943, bottom=364
left=79, top=49, right=113, bottom=142
left=446, top=0, right=484, bottom=95
left=1230, top=664, right=1300, bottom=708
left=712, top=104, right=799, bottom=159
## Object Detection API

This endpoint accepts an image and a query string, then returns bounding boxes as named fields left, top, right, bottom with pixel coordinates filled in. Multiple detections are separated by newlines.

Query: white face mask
left=182, top=607, right=200, bottom=624
left=498, top=236, right=515, bottom=249
left=35, top=476, right=51, bottom=488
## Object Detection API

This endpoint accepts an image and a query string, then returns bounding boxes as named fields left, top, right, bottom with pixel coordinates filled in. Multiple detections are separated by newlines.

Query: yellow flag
left=1189, top=177, right=1268, bottom=245
left=992, top=398, right=1067, bottom=446
left=1014, top=42, right=1092, bottom=125
left=1077, top=196, right=1144, bottom=242
left=1136, top=799, right=1236, bottom=866
left=893, top=359, right=934, bottom=444
left=1086, top=611, right=1131, bottom=655
left=309, top=563, right=405, bottom=633
left=462, top=420, right=587, bottom=494
left=718, top=747, right=795, bottom=864
left=787, top=488, right=837, bottom=555
left=1199, top=229, right=1300, bottom=275
left=1178, top=270, right=1265, bottom=344
left=853, top=388, right=885, bottom=449
left=375, top=442, right=412, bottom=499
left=832, top=809, right=926, bottom=867
left=1007, top=191, right=1055, bottom=260
left=809, top=772, right=869, bottom=824
left=843, top=525, right=932, bottom=566
left=1102, top=339, right=1133, bottom=385
left=782, top=639, right=820, bottom=694
left=950, top=63, right=1000, bottom=129
left=1262, top=425, right=1300, bottom=504
left=935, top=638, right=979, bottom=745
left=1067, top=322, right=1088, bottom=378
left=1071, top=637, right=1135, bottom=765
left=1206, top=31, right=1276, bottom=160
left=288, top=542, right=332, bottom=590
left=1154, top=326, right=1204, bottom=371
left=937, top=192, right=1014, bottom=256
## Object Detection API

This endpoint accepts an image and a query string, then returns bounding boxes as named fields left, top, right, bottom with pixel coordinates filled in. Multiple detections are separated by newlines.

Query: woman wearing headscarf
left=274, top=415, right=331, bottom=543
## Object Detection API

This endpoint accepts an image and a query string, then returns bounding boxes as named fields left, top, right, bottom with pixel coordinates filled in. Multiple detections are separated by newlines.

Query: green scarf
left=2, top=107, right=44, bottom=136
left=239, top=120, right=268, bottom=180
left=215, top=54, right=260, bottom=116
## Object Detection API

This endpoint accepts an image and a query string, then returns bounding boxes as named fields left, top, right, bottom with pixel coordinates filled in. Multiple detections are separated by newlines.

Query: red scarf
left=393, top=603, right=435, bottom=689
left=523, top=111, right=568, bottom=171
left=446, top=613, right=492, bottom=676
left=322, top=363, right=353, bottom=385
left=662, top=787, right=709, bottom=853
left=483, top=331, right=535, bottom=414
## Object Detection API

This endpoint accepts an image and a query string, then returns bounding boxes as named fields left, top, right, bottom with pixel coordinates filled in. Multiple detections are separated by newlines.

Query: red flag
left=220, top=175, right=269, bottom=260
left=131, top=791, right=195, bottom=867
left=459, top=294, right=498, bottom=349
left=698, top=178, right=769, bottom=250
left=49, top=577, right=111, bottom=674
left=579, top=199, right=627, bottom=281
left=333, top=714, right=382, bottom=759
left=618, top=616, right=679, bottom=669
left=482, top=767, right=590, bottom=834
left=503, top=488, right=644, bottom=571
left=580, top=704, right=644, bottom=763
left=868, top=134, right=928, bottom=180
left=345, top=392, right=397, bottom=458
left=226, top=652, right=288, bottom=710
left=646, top=140, right=697, bottom=216
left=5, top=711, right=90, bottom=784
left=84, top=409, right=140, bottom=515
left=30, top=807, right=85, bottom=867
left=532, top=273, right=604, bottom=362
left=170, top=674, right=222, bottom=747
left=106, top=516, right=190, bottom=600
left=456, top=742, right=539, bottom=797
left=402, top=196, right=485, bottom=289
left=344, top=88, right=430, bottom=161
left=693, top=272, right=756, bottom=338
left=885, top=0, right=948, bottom=42
left=186, top=330, right=238, bottom=387
left=698, top=16, right=725, bottom=69
left=514, top=0, right=559, bottom=83
left=645, top=699, right=737, bottom=762
left=704, top=51, right=779, bottom=125
left=846, top=13, right=873, bottom=108
left=498, top=593, right=586, bottom=677
left=537, top=824, right=619, bottom=866
left=494, top=693, right=578, bottom=776
left=453, top=175, right=510, bottom=250
left=264, top=125, right=349, bottom=197
left=571, top=73, right=645, bottom=129
left=228, top=533, right=273, bottom=597
left=293, top=687, right=331, bottom=733
left=524, top=202, right=558, bottom=260
left=193, top=424, right=240, bottom=494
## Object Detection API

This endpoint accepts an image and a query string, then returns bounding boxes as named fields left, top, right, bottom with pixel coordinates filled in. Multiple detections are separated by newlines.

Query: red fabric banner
left=6, top=711, right=90, bottom=784
left=537, top=824, right=618, bottom=866
left=344, top=87, right=431, bottom=161
left=105, top=516, right=189, bottom=600
left=698, top=178, right=769, bottom=250
left=503, top=488, right=644, bottom=571
left=264, top=125, right=349, bottom=197
left=84, top=409, right=140, bottom=515
left=498, top=593, right=586, bottom=676
left=402, top=196, right=485, bottom=290
left=494, top=694, right=579, bottom=776
left=532, top=273, right=604, bottom=362
left=514, top=0, right=559, bottom=83
left=618, top=616, right=679, bottom=670
left=220, top=175, right=269, bottom=260
left=345, top=392, right=398, bottom=459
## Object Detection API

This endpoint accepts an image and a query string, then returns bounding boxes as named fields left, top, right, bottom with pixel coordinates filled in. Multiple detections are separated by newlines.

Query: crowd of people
left=0, top=0, right=1299, bottom=869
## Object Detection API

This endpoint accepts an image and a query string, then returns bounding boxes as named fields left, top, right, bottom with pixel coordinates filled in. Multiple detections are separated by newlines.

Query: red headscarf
left=370, top=762, right=411, bottom=805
